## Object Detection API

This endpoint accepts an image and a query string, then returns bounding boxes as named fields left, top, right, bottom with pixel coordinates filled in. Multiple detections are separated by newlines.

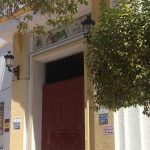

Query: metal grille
left=46, top=53, right=84, bottom=84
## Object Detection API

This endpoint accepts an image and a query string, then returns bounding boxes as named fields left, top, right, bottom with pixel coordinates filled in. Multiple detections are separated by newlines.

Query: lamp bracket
left=13, top=66, right=20, bottom=80
left=7, top=66, right=20, bottom=80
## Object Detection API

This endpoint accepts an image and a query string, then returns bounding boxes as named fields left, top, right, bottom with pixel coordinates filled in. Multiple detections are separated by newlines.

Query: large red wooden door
left=42, top=76, right=85, bottom=150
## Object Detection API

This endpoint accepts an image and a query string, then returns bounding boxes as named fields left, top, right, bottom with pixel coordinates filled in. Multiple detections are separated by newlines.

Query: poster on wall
left=103, top=124, right=114, bottom=135
left=0, top=102, right=4, bottom=149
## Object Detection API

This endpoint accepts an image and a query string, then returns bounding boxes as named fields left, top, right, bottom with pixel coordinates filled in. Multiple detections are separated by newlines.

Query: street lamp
left=4, top=51, right=20, bottom=80
left=82, top=15, right=95, bottom=40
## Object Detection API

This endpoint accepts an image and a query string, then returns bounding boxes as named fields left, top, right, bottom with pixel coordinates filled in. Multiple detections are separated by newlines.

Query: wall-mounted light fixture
left=4, top=51, right=20, bottom=80
left=82, top=15, right=95, bottom=41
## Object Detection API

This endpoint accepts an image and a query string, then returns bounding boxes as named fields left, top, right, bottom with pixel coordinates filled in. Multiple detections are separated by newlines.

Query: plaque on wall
left=13, top=117, right=21, bottom=129
left=99, top=113, right=108, bottom=124
left=4, top=119, right=10, bottom=132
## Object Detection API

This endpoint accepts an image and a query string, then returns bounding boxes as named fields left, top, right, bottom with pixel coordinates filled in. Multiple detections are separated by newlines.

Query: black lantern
left=4, top=51, right=20, bottom=80
left=82, top=15, right=95, bottom=39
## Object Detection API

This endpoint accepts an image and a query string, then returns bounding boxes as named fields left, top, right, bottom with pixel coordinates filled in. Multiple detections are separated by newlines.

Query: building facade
left=0, top=0, right=150, bottom=150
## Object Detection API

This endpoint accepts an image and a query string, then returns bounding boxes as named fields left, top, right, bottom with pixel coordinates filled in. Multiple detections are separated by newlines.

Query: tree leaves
left=87, top=0, right=150, bottom=116
left=0, top=0, right=88, bottom=34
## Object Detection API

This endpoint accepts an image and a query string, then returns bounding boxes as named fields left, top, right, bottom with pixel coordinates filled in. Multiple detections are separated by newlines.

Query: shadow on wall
left=0, top=44, right=12, bottom=150
left=0, top=56, right=5, bottom=91
left=0, top=45, right=13, bottom=93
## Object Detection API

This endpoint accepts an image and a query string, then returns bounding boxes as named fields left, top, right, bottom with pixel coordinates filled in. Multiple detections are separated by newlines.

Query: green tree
left=86, top=0, right=150, bottom=116
left=0, top=0, right=88, bottom=34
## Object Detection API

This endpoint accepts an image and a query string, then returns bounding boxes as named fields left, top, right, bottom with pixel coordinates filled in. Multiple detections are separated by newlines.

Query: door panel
left=42, top=76, right=85, bottom=150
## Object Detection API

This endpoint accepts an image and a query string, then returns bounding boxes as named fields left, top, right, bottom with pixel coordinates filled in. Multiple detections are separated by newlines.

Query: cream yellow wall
left=10, top=33, right=30, bottom=150
left=94, top=111, right=115, bottom=150
left=84, top=40, right=95, bottom=150
left=92, top=0, right=100, bottom=21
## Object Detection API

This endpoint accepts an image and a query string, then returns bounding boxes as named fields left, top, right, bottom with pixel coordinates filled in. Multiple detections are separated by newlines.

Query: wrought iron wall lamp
left=81, top=15, right=95, bottom=42
left=4, top=51, right=20, bottom=80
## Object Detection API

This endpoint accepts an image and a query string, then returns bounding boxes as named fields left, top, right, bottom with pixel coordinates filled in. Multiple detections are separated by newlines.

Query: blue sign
left=13, top=122, right=20, bottom=129
left=99, top=114, right=108, bottom=124
left=13, top=117, right=21, bottom=129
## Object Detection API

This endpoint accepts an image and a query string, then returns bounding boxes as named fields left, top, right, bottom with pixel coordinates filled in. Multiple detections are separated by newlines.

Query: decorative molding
left=33, top=14, right=88, bottom=51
